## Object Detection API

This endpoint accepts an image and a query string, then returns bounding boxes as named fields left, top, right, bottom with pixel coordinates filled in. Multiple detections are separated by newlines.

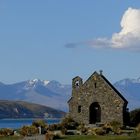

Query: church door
left=89, top=102, right=101, bottom=124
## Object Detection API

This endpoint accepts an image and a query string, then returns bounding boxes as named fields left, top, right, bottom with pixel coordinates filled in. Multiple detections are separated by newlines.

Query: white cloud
left=111, top=7, right=140, bottom=50
left=66, top=8, right=140, bottom=51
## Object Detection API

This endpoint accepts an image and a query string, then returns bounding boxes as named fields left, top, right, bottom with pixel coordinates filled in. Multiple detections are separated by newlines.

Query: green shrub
left=95, top=128, right=106, bottom=135
left=19, top=125, right=38, bottom=136
left=135, top=123, right=140, bottom=134
left=61, top=117, right=79, bottom=130
left=48, top=123, right=68, bottom=135
left=45, top=131, right=54, bottom=140
left=49, top=124, right=62, bottom=131
left=0, top=128, right=13, bottom=136
left=102, top=122, right=113, bottom=134
left=130, top=108, right=140, bottom=127
left=32, top=119, right=47, bottom=128
left=61, top=127, right=67, bottom=135
left=32, top=119, right=48, bottom=134
left=109, top=121, right=121, bottom=134
left=86, top=127, right=106, bottom=136
left=77, top=124, right=88, bottom=135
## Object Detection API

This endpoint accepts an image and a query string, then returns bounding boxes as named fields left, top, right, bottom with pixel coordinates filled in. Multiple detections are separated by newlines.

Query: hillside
left=0, top=100, right=66, bottom=119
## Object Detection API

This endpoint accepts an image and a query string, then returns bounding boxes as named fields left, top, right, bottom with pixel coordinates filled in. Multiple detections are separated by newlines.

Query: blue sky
left=0, top=0, right=140, bottom=84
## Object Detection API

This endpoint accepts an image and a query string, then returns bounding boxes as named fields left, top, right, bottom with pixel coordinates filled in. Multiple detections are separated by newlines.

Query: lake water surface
left=0, top=118, right=61, bottom=129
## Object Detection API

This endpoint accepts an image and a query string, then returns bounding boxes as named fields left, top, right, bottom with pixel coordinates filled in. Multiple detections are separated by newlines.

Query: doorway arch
left=89, top=102, right=101, bottom=124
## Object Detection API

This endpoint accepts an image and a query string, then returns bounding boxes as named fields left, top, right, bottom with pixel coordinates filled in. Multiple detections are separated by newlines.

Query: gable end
left=101, top=75, right=128, bottom=103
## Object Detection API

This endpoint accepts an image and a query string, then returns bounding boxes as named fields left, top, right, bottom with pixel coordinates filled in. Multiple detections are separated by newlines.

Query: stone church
left=68, top=71, right=128, bottom=125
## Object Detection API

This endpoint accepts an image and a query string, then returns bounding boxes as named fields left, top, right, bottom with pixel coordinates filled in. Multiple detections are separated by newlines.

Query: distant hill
left=0, top=100, right=66, bottom=119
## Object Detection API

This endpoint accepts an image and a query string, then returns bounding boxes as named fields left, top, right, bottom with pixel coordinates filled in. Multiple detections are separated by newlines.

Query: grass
left=55, top=135, right=140, bottom=140
left=1, top=135, right=140, bottom=140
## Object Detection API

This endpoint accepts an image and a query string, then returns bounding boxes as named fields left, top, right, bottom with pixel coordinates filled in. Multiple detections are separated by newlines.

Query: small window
left=78, top=105, right=81, bottom=113
left=94, top=82, right=97, bottom=88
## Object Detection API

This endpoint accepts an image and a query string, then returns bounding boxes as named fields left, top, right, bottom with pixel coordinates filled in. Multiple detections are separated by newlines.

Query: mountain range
left=114, top=77, right=140, bottom=110
left=0, top=79, right=71, bottom=111
left=0, top=77, right=140, bottom=111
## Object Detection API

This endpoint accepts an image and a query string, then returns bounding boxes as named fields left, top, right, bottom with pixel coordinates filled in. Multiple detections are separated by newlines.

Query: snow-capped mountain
left=114, top=77, right=140, bottom=110
left=24, top=79, right=50, bottom=90
left=0, top=79, right=71, bottom=111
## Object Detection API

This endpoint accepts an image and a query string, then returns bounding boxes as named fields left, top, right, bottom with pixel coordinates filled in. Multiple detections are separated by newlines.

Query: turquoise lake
left=0, top=118, right=61, bottom=129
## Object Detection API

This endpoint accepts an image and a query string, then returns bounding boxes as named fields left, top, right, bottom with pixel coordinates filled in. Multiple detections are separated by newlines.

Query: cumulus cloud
left=65, top=7, right=140, bottom=51
left=111, top=7, right=140, bottom=50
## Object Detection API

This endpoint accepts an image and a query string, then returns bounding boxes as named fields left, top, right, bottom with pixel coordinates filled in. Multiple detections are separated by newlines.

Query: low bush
left=109, top=121, right=121, bottom=134
left=19, top=125, right=38, bottom=136
left=60, top=117, right=79, bottom=130
left=32, top=119, right=48, bottom=134
left=102, top=123, right=112, bottom=134
left=49, top=124, right=62, bottom=131
left=130, top=108, right=140, bottom=127
left=0, top=128, right=13, bottom=136
left=48, top=116, right=80, bottom=135
left=95, top=128, right=106, bottom=135
left=77, top=124, right=88, bottom=135
left=135, top=123, right=140, bottom=134
left=32, top=119, right=47, bottom=128
left=61, top=127, right=67, bottom=135
left=86, top=127, right=106, bottom=136
left=45, top=131, right=54, bottom=140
